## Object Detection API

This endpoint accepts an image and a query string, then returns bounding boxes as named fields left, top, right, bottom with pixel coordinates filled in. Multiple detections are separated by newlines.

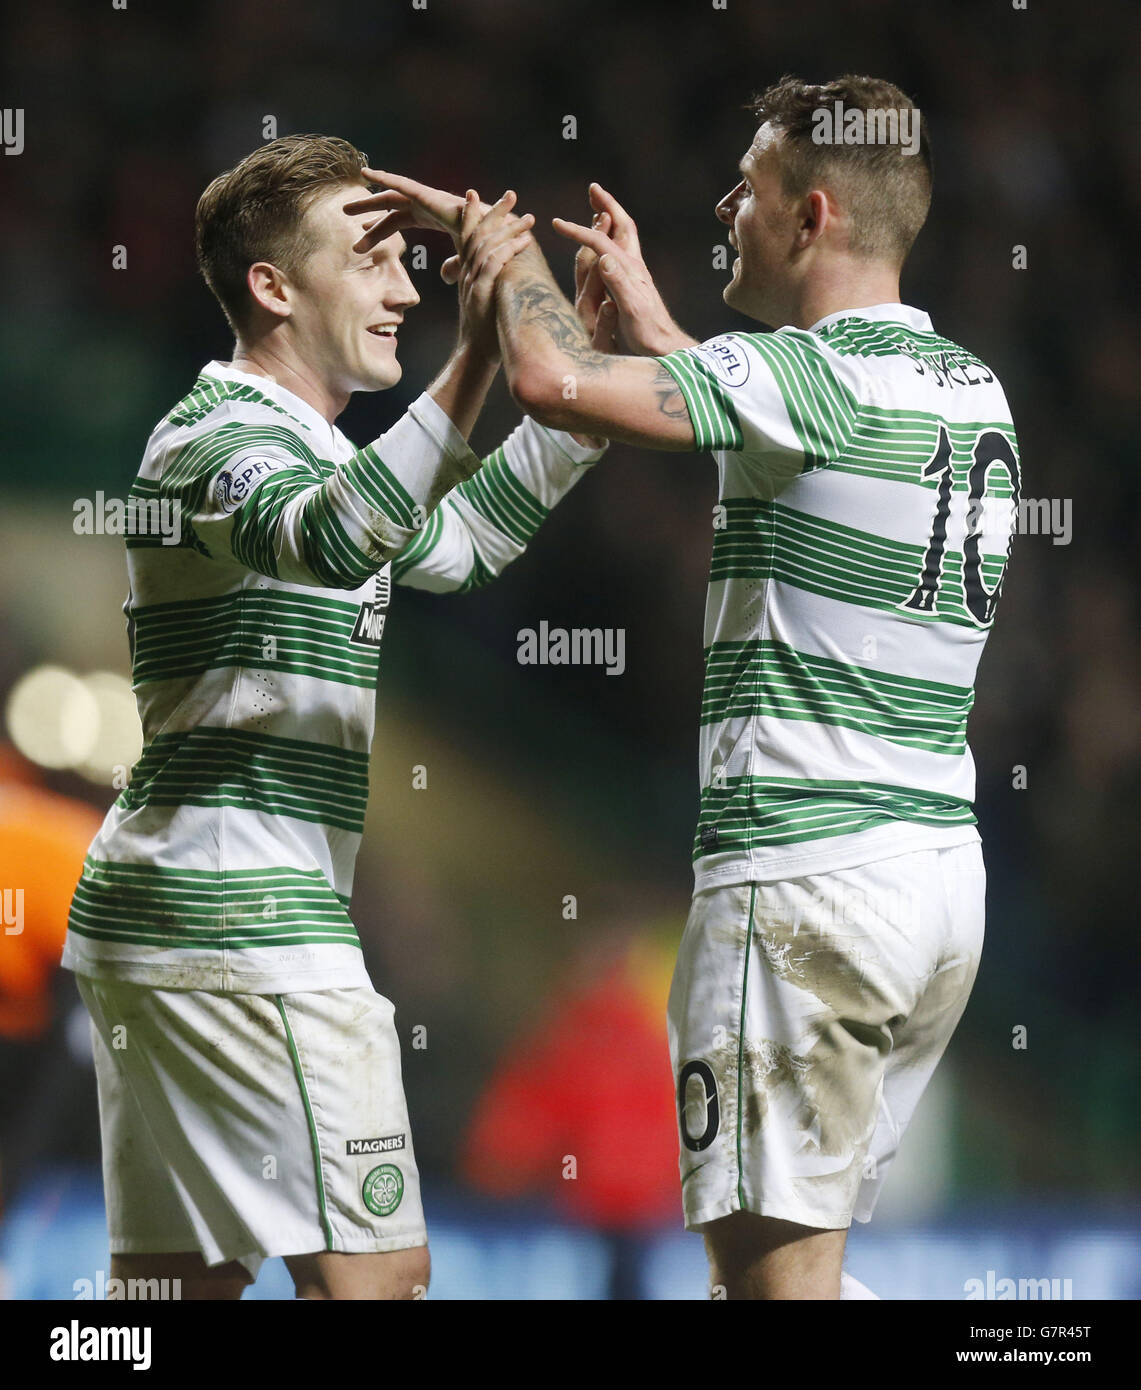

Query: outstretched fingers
left=574, top=211, right=612, bottom=300
left=351, top=209, right=421, bottom=251
left=347, top=169, right=469, bottom=248
left=552, top=215, right=617, bottom=260
left=342, top=188, right=410, bottom=216
left=587, top=182, right=642, bottom=253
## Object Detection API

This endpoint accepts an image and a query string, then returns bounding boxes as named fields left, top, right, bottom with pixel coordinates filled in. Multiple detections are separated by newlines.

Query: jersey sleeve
left=391, top=417, right=605, bottom=593
left=657, top=330, right=861, bottom=481
left=158, top=392, right=483, bottom=590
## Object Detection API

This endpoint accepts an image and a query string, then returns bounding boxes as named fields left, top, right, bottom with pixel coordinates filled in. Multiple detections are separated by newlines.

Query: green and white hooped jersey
left=63, top=361, right=602, bottom=991
left=659, top=305, right=1020, bottom=887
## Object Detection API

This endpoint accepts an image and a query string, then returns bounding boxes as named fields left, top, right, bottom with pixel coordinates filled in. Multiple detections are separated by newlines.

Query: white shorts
left=76, top=976, right=427, bottom=1278
left=667, top=842, right=985, bottom=1231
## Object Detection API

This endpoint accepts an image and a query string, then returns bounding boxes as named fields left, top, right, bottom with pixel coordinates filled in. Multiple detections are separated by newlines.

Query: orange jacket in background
left=0, top=783, right=102, bottom=1040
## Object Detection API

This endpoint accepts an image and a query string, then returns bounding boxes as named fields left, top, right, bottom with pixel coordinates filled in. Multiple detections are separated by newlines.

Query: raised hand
left=553, top=183, right=694, bottom=356
left=454, top=190, right=535, bottom=362
left=344, top=170, right=482, bottom=255
left=458, top=191, right=607, bottom=450
left=573, top=209, right=618, bottom=350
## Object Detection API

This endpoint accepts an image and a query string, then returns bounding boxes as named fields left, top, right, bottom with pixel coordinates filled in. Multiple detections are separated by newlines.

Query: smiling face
left=715, top=124, right=803, bottom=327
left=280, top=183, right=420, bottom=396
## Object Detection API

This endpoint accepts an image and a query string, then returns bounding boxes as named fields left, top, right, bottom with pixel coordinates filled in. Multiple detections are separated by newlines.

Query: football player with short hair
left=64, top=134, right=605, bottom=1300
left=366, top=72, right=1020, bottom=1299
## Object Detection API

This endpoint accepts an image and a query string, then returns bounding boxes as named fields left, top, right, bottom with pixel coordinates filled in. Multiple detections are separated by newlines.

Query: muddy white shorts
left=76, top=977, right=427, bottom=1277
left=667, top=842, right=985, bottom=1231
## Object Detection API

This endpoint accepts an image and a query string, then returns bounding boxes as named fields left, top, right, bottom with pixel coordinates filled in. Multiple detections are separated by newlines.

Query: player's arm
left=340, top=186, right=606, bottom=594
left=159, top=394, right=482, bottom=591
left=353, top=172, right=699, bottom=452
left=466, top=205, right=697, bottom=451
left=551, top=182, right=698, bottom=359
left=394, top=192, right=607, bottom=593
left=349, top=177, right=607, bottom=454
left=472, top=194, right=863, bottom=477
left=392, top=416, right=603, bottom=593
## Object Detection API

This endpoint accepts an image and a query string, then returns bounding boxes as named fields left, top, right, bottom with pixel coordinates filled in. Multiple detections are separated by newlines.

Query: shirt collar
left=200, top=360, right=339, bottom=444
left=808, top=302, right=933, bottom=334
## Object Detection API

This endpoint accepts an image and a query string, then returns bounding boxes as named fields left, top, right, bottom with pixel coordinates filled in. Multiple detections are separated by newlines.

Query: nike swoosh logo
left=681, top=1163, right=708, bottom=1189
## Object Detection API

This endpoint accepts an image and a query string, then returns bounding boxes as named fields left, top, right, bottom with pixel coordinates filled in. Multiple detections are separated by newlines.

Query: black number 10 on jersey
left=901, top=426, right=1020, bottom=627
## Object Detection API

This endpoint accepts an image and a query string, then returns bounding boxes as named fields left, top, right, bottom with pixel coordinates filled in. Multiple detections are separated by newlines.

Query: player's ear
left=797, top=190, right=831, bottom=248
left=247, top=262, right=293, bottom=320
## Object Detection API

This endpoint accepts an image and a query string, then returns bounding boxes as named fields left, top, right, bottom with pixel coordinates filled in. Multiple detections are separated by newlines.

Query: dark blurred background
left=0, top=0, right=1138, bottom=1298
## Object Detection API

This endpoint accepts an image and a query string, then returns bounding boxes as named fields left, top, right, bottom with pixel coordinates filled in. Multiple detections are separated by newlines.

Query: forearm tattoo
left=501, top=255, right=690, bottom=431
left=651, top=362, right=689, bottom=420
left=502, top=262, right=613, bottom=376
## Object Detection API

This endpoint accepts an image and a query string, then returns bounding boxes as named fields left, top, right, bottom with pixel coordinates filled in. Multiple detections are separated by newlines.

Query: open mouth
left=367, top=325, right=398, bottom=339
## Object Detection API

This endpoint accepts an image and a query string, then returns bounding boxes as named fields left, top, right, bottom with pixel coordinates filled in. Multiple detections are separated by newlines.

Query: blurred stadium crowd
left=0, top=0, right=1137, bottom=1295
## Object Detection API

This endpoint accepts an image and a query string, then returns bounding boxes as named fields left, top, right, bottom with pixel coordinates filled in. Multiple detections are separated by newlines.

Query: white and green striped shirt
left=659, top=304, right=1020, bottom=887
left=63, top=361, right=603, bottom=991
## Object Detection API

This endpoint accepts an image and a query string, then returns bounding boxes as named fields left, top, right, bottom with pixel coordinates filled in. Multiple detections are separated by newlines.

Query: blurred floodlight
left=5, top=665, right=141, bottom=781
left=77, top=671, right=142, bottom=784
left=5, top=665, right=100, bottom=769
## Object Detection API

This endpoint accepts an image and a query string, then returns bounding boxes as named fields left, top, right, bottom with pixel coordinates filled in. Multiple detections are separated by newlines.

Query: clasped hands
left=343, top=170, right=669, bottom=358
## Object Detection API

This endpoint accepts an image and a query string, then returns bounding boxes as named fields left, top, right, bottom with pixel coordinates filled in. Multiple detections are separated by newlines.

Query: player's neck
left=229, top=339, right=349, bottom=426
left=788, top=264, right=902, bottom=332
